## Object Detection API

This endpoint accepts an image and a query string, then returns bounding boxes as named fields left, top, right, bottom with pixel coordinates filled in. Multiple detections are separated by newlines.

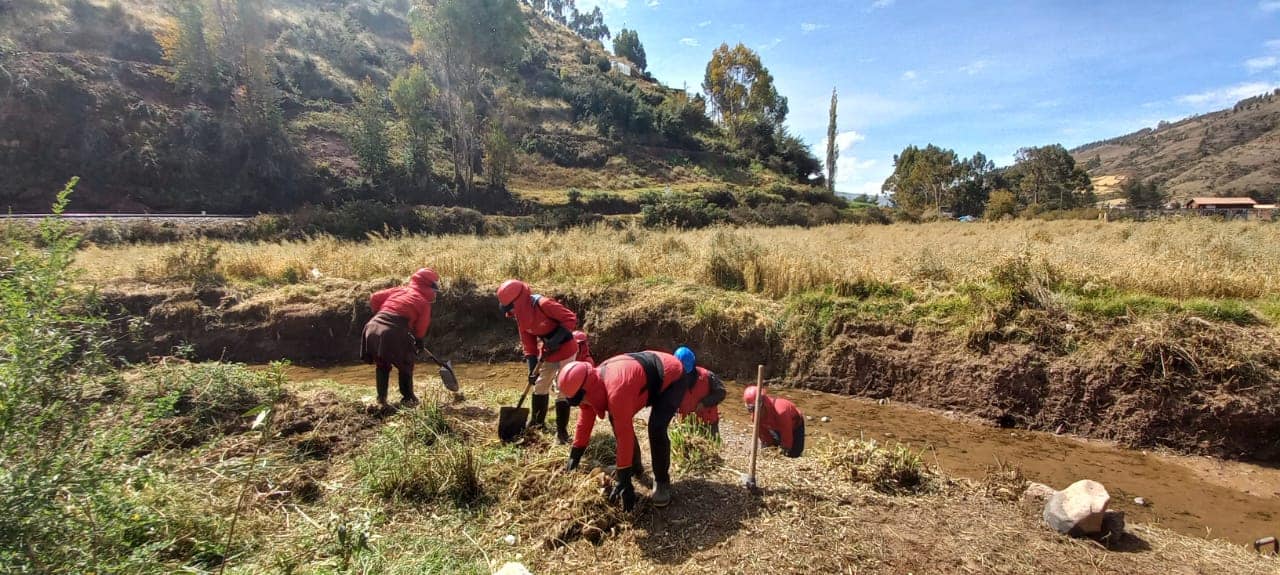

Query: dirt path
left=280, top=362, right=1280, bottom=547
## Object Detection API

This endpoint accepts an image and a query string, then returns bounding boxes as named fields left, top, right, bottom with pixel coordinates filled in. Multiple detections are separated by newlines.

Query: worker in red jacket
left=497, top=279, right=579, bottom=443
left=673, top=347, right=727, bottom=437
left=743, top=385, right=805, bottom=458
left=558, top=350, right=693, bottom=510
left=361, top=268, right=438, bottom=408
left=573, top=330, right=595, bottom=366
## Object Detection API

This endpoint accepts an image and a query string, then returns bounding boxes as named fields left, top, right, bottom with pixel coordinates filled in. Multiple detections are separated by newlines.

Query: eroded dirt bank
left=100, top=279, right=1280, bottom=463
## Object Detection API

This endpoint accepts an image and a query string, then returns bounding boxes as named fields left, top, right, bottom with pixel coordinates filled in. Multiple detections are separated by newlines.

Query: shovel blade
left=439, top=361, right=459, bottom=392
left=498, top=407, right=529, bottom=443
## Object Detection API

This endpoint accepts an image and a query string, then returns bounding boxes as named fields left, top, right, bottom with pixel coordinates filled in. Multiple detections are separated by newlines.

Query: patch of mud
left=274, top=390, right=381, bottom=460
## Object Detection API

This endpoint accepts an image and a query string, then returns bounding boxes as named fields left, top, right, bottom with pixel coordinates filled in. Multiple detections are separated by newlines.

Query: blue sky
left=575, top=0, right=1280, bottom=196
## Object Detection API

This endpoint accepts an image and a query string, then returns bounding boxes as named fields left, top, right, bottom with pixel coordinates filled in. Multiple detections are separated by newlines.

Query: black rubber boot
left=398, top=370, right=418, bottom=406
left=375, top=366, right=391, bottom=405
left=554, top=399, right=571, bottom=444
left=529, top=394, right=549, bottom=430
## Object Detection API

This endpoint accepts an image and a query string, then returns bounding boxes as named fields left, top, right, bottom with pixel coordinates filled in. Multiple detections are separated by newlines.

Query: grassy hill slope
left=1072, top=89, right=1280, bottom=202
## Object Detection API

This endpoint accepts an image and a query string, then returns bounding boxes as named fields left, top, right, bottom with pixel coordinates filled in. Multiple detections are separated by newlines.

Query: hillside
left=0, top=0, right=814, bottom=213
left=1072, top=89, right=1280, bottom=202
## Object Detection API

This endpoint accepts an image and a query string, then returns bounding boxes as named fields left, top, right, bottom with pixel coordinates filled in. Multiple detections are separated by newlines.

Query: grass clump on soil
left=354, top=400, right=483, bottom=506
left=817, top=437, right=935, bottom=495
left=669, top=417, right=723, bottom=474
left=132, top=359, right=287, bottom=449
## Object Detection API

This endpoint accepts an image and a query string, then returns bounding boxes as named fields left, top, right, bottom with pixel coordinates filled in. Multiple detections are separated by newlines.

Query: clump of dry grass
left=78, top=219, right=1280, bottom=301
left=816, top=436, right=936, bottom=495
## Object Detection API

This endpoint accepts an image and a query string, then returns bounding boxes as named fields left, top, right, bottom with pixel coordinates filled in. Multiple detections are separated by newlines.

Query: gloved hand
left=606, top=466, right=637, bottom=511
left=565, top=446, right=585, bottom=471
left=414, top=337, right=425, bottom=352
left=541, top=326, right=572, bottom=354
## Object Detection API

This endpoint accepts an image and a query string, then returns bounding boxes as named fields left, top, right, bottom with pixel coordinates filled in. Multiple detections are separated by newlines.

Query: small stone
left=493, top=562, right=531, bottom=575
left=1043, top=479, right=1111, bottom=537
left=1133, top=497, right=1147, bottom=507
left=820, top=416, right=832, bottom=423
left=503, top=534, right=517, bottom=546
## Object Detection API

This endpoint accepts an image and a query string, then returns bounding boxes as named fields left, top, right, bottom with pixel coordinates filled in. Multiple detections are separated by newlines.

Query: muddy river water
left=280, top=362, right=1280, bottom=546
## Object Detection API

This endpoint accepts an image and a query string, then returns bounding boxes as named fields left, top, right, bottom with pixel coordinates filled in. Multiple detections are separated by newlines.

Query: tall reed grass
left=77, top=220, right=1280, bottom=300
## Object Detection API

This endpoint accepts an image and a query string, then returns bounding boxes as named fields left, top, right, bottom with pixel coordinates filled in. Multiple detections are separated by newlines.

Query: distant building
left=1184, top=197, right=1257, bottom=210
left=1254, top=204, right=1277, bottom=220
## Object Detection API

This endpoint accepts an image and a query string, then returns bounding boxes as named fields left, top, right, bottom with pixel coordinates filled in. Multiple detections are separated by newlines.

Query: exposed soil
left=100, top=280, right=1280, bottom=466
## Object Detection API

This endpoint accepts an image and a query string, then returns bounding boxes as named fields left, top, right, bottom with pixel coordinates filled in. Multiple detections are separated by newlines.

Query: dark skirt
left=360, top=312, right=415, bottom=373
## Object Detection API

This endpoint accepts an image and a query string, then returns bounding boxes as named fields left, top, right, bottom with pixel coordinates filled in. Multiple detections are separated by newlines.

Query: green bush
left=134, top=361, right=287, bottom=449
left=640, top=192, right=727, bottom=229
left=669, top=417, right=722, bottom=474
left=354, top=403, right=482, bottom=506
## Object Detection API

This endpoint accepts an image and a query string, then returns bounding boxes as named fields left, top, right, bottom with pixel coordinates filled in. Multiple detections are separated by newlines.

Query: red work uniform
left=755, top=395, right=806, bottom=458
left=572, top=351, right=688, bottom=483
left=677, top=367, right=726, bottom=431
left=363, top=272, right=435, bottom=372
left=573, top=331, right=595, bottom=365
left=512, top=295, right=579, bottom=364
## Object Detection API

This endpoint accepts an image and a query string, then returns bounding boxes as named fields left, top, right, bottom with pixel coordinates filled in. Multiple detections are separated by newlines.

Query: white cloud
left=801, top=23, right=828, bottom=33
left=813, top=131, right=882, bottom=193
left=1267, top=39, right=1280, bottom=51
left=679, top=37, right=701, bottom=47
left=958, top=59, right=990, bottom=75
left=1261, top=1, right=1280, bottom=12
left=697, top=20, right=712, bottom=28
left=576, top=0, right=629, bottom=12
left=1177, top=82, right=1280, bottom=108
left=646, top=0, right=660, bottom=6
left=901, top=70, right=918, bottom=81
left=871, top=0, right=896, bottom=9
left=758, top=38, right=783, bottom=51
left=1246, top=55, right=1279, bottom=72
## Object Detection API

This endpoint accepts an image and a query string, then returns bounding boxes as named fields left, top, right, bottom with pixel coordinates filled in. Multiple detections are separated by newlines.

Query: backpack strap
left=626, top=352, right=664, bottom=407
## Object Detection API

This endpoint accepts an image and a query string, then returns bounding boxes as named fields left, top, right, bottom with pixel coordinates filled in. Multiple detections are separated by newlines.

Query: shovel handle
left=515, top=358, right=544, bottom=409
left=419, top=348, right=450, bottom=370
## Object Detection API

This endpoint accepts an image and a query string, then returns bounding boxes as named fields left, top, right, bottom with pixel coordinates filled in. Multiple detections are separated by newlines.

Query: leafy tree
left=826, top=87, right=838, bottom=193
left=881, top=144, right=961, bottom=211
left=1005, top=144, right=1094, bottom=210
left=571, top=5, right=610, bottom=40
left=411, top=0, right=527, bottom=194
left=702, top=43, right=788, bottom=145
left=1122, top=175, right=1167, bottom=209
left=485, top=122, right=515, bottom=189
left=953, top=152, right=997, bottom=217
left=985, top=189, right=1018, bottom=219
left=389, top=65, right=436, bottom=177
left=352, top=78, right=390, bottom=178
left=612, top=28, right=646, bottom=71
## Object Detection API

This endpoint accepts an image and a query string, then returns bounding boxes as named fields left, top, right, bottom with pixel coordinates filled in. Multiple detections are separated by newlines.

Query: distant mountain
left=1071, top=89, right=1280, bottom=201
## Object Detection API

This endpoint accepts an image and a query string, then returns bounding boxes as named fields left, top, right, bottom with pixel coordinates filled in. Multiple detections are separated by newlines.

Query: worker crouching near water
left=673, top=347, right=727, bottom=437
left=743, top=385, right=805, bottom=458
left=361, top=268, right=438, bottom=409
left=558, top=350, right=693, bottom=510
left=497, top=279, right=580, bottom=444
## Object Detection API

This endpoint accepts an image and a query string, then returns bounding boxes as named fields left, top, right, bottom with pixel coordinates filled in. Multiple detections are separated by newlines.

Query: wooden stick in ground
left=746, top=364, right=764, bottom=488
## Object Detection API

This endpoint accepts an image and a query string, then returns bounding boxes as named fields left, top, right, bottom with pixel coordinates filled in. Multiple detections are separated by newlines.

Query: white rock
left=820, top=416, right=831, bottom=423
left=503, top=534, right=517, bottom=545
left=1022, top=482, right=1056, bottom=506
left=1133, top=497, right=1147, bottom=507
left=1043, top=479, right=1111, bottom=537
left=494, top=562, right=532, bottom=575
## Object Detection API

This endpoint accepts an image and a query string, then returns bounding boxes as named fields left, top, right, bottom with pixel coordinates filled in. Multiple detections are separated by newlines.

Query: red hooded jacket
left=573, top=331, right=595, bottom=365
left=512, top=294, right=579, bottom=362
left=678, top=367, right=725, bottom=424
left=572, top=351, right=684, bottom=470
left=754, top=396, right=804, bottom=450
left=369, top=274, right=435, bottom=340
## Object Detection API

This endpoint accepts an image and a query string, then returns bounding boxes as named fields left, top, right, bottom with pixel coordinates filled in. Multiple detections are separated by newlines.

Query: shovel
left=420, top=349, right=460, bottom=392
left=498, top=359, right=541, bottom=442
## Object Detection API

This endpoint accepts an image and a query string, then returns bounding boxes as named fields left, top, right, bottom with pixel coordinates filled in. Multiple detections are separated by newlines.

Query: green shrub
left=640, top=192, right=727, bottom=229
left=669, top=417, right=722, bottom=474
left=135, top=361, right=287, bottom=449
left=354, top=404, right=482, bottom=506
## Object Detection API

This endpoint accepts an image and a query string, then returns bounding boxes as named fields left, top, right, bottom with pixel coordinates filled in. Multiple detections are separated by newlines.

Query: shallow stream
left=279, top=362, right=1280, bottom=546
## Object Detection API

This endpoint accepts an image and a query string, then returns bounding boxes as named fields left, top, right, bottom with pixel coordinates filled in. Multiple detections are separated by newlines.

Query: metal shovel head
left=438, top=361, right=459, bottom=392
left=497, top=406, right=528, bottom=443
